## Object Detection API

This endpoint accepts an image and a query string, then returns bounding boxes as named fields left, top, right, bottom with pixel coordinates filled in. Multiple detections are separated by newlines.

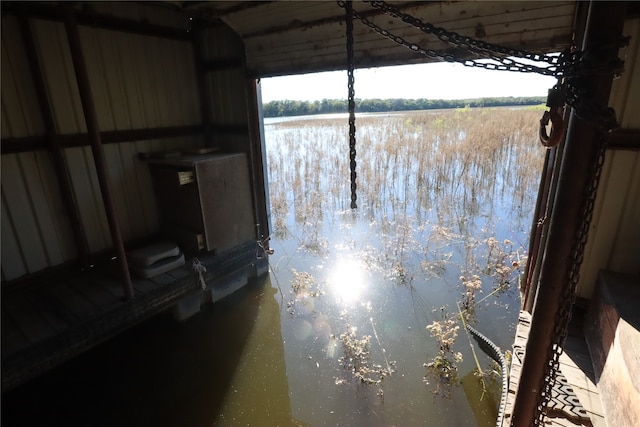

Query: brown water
left=2, top=109, right=545, bottom=427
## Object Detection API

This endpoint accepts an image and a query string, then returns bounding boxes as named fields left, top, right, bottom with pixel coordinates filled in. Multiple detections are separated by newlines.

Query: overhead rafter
left=241, top=1, right=425, bottom=39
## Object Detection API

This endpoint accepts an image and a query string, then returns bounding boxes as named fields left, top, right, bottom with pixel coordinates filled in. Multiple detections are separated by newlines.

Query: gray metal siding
left=1, top=8, right=207, bottom=281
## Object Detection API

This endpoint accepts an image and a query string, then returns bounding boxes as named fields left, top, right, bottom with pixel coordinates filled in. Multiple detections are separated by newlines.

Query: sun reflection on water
left=328, top=259, right=368, bottom=304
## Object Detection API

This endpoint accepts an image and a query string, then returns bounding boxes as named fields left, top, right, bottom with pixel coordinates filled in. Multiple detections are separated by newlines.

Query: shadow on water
left=1, top=276, right=299, bottom=427
left=461, top=370, right=499, bottom=427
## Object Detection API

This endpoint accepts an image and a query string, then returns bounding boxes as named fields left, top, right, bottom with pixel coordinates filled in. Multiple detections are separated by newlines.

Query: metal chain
left=334, top=1, right=628, bottom=424
left=338, top=1, right=627, bottom=80
left=533, top=127, right=608, bottom=426
left=337, top=0, right=626, bottom=211
left=346, top=0, right=357, bottom=209
left=357, top=2, right=627, bottom=123
left=347, top=1, right=559, bottom=75
left=364, top=0, right=562, bottom=68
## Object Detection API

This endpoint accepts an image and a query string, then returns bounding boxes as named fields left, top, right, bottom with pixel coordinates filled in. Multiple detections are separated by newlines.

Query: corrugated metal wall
left=1, top=5, right=214, bottom=281
left=578, top=18, right=640, bottom=298
left=1, top=16, right=77, bottom=281
left=201, top=24, right=250, bottom=152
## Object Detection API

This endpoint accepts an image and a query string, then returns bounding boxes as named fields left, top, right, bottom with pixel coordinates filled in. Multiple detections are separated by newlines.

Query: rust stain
left=475, top=23, right=486, bottom=39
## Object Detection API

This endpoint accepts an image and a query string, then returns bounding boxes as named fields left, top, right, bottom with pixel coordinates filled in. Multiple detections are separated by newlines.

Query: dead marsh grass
left=266, top=108, right=543, bottom=284
left=265, top=108, right=544, bottom=396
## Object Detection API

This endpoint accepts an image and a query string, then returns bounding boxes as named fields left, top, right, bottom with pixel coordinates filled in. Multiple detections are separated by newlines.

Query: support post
left=511, top=2, right=626, bottom=426
left=523, top=146, right=557, bottom=312
left=246, top=79, right=271, bottom=246
left=63, top=7, right=134, bottom=301
left=16, top=12, right=91, bottom=268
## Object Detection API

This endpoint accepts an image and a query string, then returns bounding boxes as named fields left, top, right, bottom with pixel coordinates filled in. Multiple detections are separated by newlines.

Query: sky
left=260, top=62, right=557, bottom=103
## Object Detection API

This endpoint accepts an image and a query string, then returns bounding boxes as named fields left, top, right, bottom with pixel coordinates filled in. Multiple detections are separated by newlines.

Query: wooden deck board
left=1, top=309, right=30, bottom=355
left=27, top=290, right=74, bottom=333
left=2, top=295, right=58, bottom=344
left=91, top=274, right=127, bottom=300
left=41, top=283, right=101, bottom=323
left=2, top=240, right=260, bottom=391
left=166, top=265, right=191, bottom=281
left=149, top=273, right=175, bottom=286
left=131, top=278, right=158, bottom=295
left=69, top=274, right=122, bottom=312
left=503, top=311, right=606, bottom=427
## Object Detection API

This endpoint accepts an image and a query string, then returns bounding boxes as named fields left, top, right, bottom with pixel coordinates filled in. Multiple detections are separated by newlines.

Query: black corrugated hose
left=466, top=324, right=509, bottom=427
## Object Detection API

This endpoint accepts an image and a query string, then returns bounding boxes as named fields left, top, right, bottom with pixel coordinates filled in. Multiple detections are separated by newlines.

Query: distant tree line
left=263, top=96, right=546, bottom=117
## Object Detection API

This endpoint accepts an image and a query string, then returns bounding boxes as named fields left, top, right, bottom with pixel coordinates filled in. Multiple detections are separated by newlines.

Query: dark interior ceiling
left=178, top=1, right=579, bottom=78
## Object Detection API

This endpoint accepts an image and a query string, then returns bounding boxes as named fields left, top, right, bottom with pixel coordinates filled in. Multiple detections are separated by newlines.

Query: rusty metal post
left=245, top=78, right=271, bottom=245
left=511, top=2, right=626, bottom=426
left=523, top=147, right=557, bottom=312
left=16, top=12, right=92, bottom=269
left=63, top=7, right=134, bottom=301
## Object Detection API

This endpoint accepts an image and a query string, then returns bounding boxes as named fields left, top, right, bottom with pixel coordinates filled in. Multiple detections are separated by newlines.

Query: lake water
left=2, top=109, right=545, bottom=427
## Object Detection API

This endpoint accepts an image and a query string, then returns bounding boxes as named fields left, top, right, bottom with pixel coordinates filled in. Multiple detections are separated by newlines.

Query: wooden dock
left=1, top=240, right=265, bottom=392
left=502, top=311, right=606, bottom=427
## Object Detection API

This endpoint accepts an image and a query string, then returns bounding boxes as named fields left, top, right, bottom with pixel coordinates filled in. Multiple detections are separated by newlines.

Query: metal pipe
left=16, top=12, right=91, bottom=268
left=523, top=146, right=558, bottom=312
left=523, top=147, right=552, bottom=308
left=246, top=78, right=271, bottom=245
left=63, top=7, right=134, bottom=301
left=510, top=2, right=627, bottom=425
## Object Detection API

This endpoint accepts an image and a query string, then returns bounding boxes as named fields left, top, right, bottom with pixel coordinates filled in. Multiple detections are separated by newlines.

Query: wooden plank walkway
left=502, top=311, right=606, bottom=427
left=1, top=266, right=180, bottom=361
left=1, top=240, right=262, bottom=392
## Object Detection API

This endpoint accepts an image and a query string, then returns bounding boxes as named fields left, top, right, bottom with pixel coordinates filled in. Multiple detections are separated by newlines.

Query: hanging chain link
left=346, top=0, right=357, bottom=209
left=362, top=0, right=561, bottom=74
left=338, top=0, right=628, bottom=130
left=336, top=0, right=628, bottom=424
left=534, top=127, right=608, bottom=426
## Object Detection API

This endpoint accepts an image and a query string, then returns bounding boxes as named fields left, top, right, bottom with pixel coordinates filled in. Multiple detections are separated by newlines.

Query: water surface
left=2, top=109, right=545, bottom=427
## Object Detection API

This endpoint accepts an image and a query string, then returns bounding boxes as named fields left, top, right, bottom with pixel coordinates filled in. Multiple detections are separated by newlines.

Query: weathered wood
left=584, top=271, right=640, bottom=427
left=68, top=274, right=121, bottom=312
left=503, top=311, right=606, bottom=427
left=90, top=273, right=128, bottom=300
left=166, top=266, right=191, bottom=281
left=2, top=240, right=258, bottom=391
left=41, top=282, right=100, bottom=322
left=512, top=3, right=627, bottom=424
left=1, top=309, right=30, bottom=355
left=26, top=290, right=75, bottom=333
left=148, top=273, right=175, bottom=286
left=244, top=3, right=575, bottom=76
left=2, top=295, right=57, bottom=344
left=131, top=278, right=158, bottom=295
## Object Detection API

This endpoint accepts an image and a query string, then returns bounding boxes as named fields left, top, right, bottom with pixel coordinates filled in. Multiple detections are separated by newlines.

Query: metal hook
left=539, top=106, right=565, bottom=148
